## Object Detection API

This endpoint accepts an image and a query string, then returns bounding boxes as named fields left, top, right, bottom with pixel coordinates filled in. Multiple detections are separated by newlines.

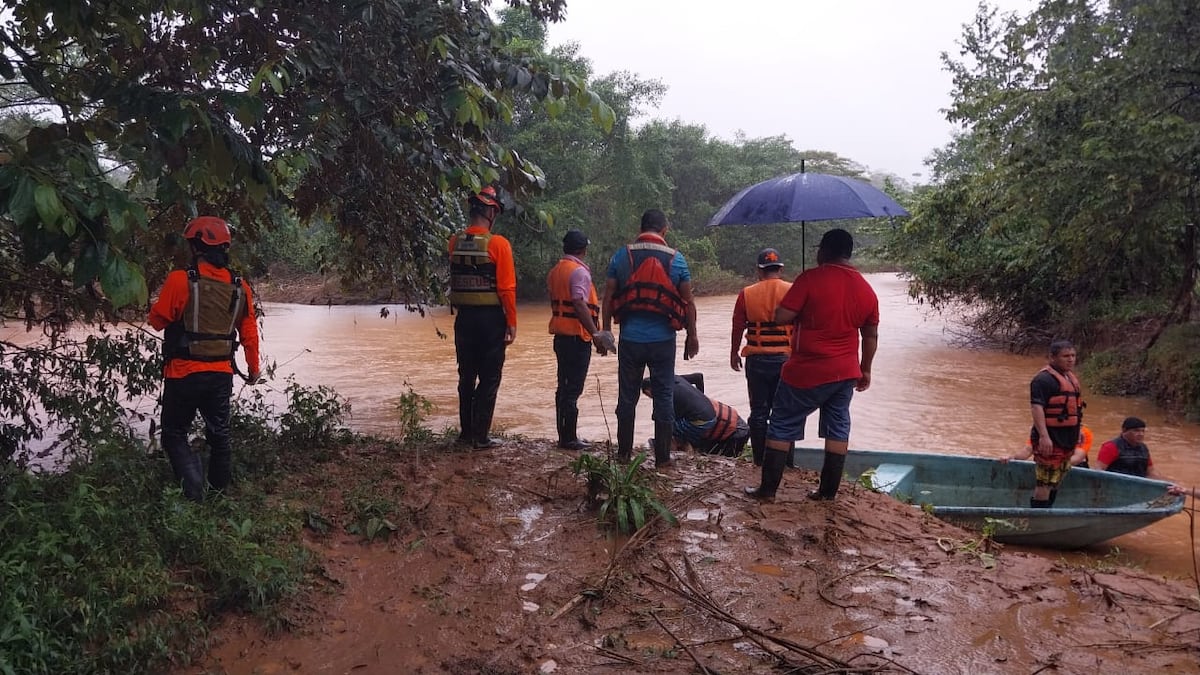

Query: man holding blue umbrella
left=744, top=229, right=879, bottom=502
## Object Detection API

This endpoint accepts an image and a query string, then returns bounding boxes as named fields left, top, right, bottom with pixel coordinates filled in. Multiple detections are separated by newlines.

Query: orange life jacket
left=610, top=242, right=687, bottom=331
left=741, top=278, right=793, bottom=356
left=702, top=400, right=739, bottom=441
left=448, top=231, right=500, bottom=306
left=547, top=257, right=599, bottom=340
left=1040, top=366, right=1083, bottom=427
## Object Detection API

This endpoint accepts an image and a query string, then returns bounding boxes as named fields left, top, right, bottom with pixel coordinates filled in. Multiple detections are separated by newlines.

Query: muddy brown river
left=256, top=274, right=1197, bottom=580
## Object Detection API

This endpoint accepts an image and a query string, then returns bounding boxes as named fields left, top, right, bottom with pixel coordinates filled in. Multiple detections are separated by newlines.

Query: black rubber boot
left=786, top=442, right=796, bottom=468
left=749, top=428, right=766, bottom=466
left=165, top=444, right=205, bottom=502
left=653, top=420, right=674, bottom=466
left=744, top=449, right=788, bottom=501
left=809, top=451, right=846, bottom=501
left=617, top=424, right=634, bottom=463
left=1031, top=498, right=1053, bottom=509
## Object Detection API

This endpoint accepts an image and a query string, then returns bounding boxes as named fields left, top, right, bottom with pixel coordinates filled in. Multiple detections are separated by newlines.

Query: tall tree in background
left=892, top=0, right=1200, bottom=348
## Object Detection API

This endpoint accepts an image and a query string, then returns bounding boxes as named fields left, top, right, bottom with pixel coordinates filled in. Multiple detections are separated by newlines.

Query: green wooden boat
left=789, top=447, right=1185, bottom=549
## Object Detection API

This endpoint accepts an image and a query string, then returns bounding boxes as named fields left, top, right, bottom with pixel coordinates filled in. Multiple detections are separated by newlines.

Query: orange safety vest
left=547, top=257, right=599, bottom=340
left=741, top=278, right=793, bottom=356
left=1040, top=366, right=1083, bottom=427
left=702, top=400, right=739, bottom=441
left=610, top=242, right=687, bottom=330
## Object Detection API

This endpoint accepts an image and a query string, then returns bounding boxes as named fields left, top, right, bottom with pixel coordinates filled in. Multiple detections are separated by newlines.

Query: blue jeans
left=616, top=337, right=676, bottom=455
left=767, top=378, right=857, bottom=443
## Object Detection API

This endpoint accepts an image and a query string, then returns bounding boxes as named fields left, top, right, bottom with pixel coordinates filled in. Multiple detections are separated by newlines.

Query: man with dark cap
left=731, top=248, right=794, bottom=466
left=1095, top=417, right=1185, bottom=494
left=745, top=228, right=879, bottom=502
left=546, top=229, right=615, bottom=451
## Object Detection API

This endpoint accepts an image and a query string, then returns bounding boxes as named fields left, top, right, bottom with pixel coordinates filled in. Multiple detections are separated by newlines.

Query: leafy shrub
left=569, top=453, right=677, bottom=534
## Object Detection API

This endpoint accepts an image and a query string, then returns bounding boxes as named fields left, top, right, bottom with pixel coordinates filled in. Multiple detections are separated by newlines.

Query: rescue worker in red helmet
left=448, top=186, right=516, bottom=449
left=148, top=216, right=261, bottom=502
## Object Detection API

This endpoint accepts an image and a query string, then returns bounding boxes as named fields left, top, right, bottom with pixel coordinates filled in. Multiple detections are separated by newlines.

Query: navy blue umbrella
left=708, top=171, right=909, bottom=267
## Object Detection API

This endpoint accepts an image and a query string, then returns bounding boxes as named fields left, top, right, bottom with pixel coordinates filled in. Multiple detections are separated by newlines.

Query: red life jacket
left=1040, top=366, right=1083, bottom=428
left=610, top=241, right=687, bottom=331
left=702, top=400, right=739, bottom=441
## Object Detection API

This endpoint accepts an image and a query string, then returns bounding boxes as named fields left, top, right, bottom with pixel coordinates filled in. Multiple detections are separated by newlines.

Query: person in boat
left=729, top=248, right=794, bottom=467
left=148, top=216, right=261, bottom=502
left=448, top=186, right=515, bottom=450
left=1095, top=417, right=1186, bottom=495
left=1027, top=339, right=1084, bottom=508
left=601, top=208, right=699, bottom=468
left=641, top=374, right=749, bottom=457
left=744, top=228, right=880, bottom=502
left=546, top=229, right=616, bottom=451
left=1004, top=424, right=1093, bottom=468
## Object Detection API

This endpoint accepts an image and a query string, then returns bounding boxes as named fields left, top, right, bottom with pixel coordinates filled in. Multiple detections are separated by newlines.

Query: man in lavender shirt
left=547, top=230, right=615, bottom=450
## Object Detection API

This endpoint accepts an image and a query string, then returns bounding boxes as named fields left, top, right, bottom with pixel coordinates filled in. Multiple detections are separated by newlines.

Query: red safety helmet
left=469, top=186, right=503, bottom=212
left=183, top=216, right=232, bottom=246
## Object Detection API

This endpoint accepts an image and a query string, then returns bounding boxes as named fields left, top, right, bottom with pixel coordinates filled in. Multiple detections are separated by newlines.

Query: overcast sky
left=546, top=0, right=1038, bottom=182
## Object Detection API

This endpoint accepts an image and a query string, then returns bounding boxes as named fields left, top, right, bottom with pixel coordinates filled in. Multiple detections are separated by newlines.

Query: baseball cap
left=563, top=229, right=590, bottom=252
left=1121, top=416, right=1147, bottom=431
left=756, top=248, right=784, bottom=268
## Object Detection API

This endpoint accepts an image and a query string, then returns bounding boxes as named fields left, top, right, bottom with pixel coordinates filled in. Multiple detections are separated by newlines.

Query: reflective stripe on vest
left=1040, top=366, right=1083, bottom=427
left=547, top=257, right=599, bottom=339
left=741, top=278, right=793, bottom=356
left=702, top=400, right=738, bottom=441
left=164, top=267, right=245, bottom=363
left=449, top=231, right=500, bottom=306
left=610, top=242, right=686, bottom=331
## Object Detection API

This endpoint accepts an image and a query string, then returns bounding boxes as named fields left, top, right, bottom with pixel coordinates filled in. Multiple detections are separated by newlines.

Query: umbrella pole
left=801, top=222, right=806, bottom=270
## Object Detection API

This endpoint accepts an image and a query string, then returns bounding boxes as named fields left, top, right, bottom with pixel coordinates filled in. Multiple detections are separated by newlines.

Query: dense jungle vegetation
left=0, top=0, right=1198, bottom=671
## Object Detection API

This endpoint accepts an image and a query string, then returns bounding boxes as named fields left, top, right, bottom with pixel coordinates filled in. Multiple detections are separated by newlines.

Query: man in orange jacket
left=730, top=248, right=794, bottom=466
left=148, top=216, right=260, bottom=502
left=448, top=187, right=516, bottom=449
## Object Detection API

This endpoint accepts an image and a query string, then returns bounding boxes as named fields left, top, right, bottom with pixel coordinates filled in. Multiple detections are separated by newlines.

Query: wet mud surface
left=194, top=441, right=1199, bottom=674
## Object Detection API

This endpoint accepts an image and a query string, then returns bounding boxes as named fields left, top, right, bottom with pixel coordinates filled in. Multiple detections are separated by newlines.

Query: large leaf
left=99, top=256, right=148, bottom=309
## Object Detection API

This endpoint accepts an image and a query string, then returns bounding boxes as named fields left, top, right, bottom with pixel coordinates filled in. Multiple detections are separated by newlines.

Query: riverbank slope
left=193, top=438, right=1198, bottom=674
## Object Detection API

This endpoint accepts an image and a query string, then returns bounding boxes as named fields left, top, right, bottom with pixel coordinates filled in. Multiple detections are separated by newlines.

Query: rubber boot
left=786, top=441, right=796, bottom=468
left=208, top=446, right=232, bottom=493
left=617, top=424, right=634, bottom=463
left=1030, top=498, right=1052, bottom=509
left=809, top=451, right=846, bottom=501
left=1048, top=488, right=1058, bottom=507
left=164, top=443, right=205, bottom=502
left=653, top=420, right=674, bottom=466
left=744, top=449, right=787, bottom=501
left=749, top=428, right=766, bottom=467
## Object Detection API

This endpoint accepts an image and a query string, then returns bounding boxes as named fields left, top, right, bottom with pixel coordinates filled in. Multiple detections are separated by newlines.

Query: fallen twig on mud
left=650, top=610, right=713, bottom=675
left=818, top=559, right=886, bottom=609
left=642, top=554, right=916, bottom=673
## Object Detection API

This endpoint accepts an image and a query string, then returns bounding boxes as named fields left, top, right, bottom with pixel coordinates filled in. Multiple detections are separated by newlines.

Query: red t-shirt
left=779, top=263, right=879, bottom=389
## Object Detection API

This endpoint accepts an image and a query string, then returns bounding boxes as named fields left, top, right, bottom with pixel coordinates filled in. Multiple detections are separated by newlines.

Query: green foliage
left=0, top=327, right=162, bottom=469
left=395, top=383, right=436, bottom=444
left=229, top=377, right=350, bottom=484
left=0, top=439, right=311, bottom=674
left=569, top=453, right=676, bottom=535
left=0, top=0, right=614, bottom=323
left=893, top=0, right=1200, bottom=348
left=342, top=481, right=402, bottom=543
left=1144, top=324, right=1200, bottom=421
